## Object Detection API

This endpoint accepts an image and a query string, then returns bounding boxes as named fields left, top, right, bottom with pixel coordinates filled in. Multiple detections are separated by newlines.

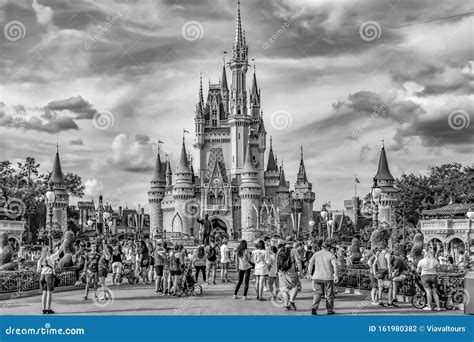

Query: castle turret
left=264, top=137, right=279, bottom=197
left=221, top=63, right=229, bottom=114
left=239, top=143, right=262, bottom=241
left=47, top=148, right=69, bottom=233
left=293, top=146, right=315, bottom=237
left=148, top=150, right=166, bottom=238
left=374, top=141, right=397, bottom=229
left=173, top=138, right=196, bottom=236
left=276, top=164, right=291, bottom=236
left=165, top=159, right=172, bottom=187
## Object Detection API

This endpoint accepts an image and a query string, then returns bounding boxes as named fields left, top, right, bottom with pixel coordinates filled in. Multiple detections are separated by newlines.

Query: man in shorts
left=83, top=242, right=100, bottom=301
left=388, top=253, right=408, bottom=306
left=373, top=245, right=392, bottom=306
left=220, top=239, right=230, bottom=283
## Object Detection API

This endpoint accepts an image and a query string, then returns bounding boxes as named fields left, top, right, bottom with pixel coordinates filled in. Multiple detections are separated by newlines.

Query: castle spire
left=176, top=138, right=191, bottom=174
left=242, top=142, right=256, bottom=173
left=151, top=150, right=165, bottom=182
left=50, top=148, right=65, bottom=184
left=199, top=74, right=204, bottom=104
left=266, top=136, right=278, bottom=172
left=297, top=145, right=308, bottom=183
left=277, top=165, right=288, bottom=193
left=374, top=142, right=394, bottom=181
left=233, top=0, right=244, bottom=55
left=221, top=63, right=228, bottom=91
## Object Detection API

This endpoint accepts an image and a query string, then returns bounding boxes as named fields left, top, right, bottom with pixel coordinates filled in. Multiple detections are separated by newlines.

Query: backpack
left=277, top=248, right=292, bottom=272
left=207, top=247, right=217, bottom=262
left=170, top=252, right=180, bottom=271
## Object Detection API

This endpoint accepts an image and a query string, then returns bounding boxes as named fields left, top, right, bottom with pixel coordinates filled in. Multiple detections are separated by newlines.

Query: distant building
left=46, top=148, right=69, bottom=232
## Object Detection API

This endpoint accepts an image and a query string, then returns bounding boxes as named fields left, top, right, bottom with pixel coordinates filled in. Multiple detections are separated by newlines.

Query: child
left=267, top=246, right=279, bottom=300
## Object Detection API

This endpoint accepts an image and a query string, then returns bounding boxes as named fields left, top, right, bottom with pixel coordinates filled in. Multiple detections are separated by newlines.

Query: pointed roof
left=166, top=159, right=172, bottom=175
left=251, top=69, right=259, bottom=102
left=50, top=149, right=65, bottom=184
left=257, top=119, right=266, bottom=134
left=233, top=0, right=244, bottom=55
left=266, top=137, right=278, bottom=172
left=297, top=145, right=308, bottom=183
left=221, top=64, right=228, bottom=91
left=242, top=143, right=256, bottom=173
left=374, top=143, right=394, bottom=181
left=176, top=138, right=191, bottom=174
left=151, top=152, right=165, bottom=182
left=277, top=166, right=288, bottom=192
left=199, top=75, right=204, bottom=104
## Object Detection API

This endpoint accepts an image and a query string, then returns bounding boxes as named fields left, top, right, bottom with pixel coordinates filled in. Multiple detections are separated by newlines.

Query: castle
left=147, top=1, right=315, bottom=242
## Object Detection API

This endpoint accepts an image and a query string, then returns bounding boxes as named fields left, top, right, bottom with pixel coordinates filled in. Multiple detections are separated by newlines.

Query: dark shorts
left=421, top=274, right=438, bottom=289
left=141, top=259, right=149, bottom=268
left=155, top=265, right=164, bottom=276
left=376, top=269, right=388, bottom=280
left=170, top=270, right=182, bottom=276
left=98, top=267, right=108, bottom=278
left=40, top=274, right=54, bottom=292
left=369, top=273, right=378, bottom=289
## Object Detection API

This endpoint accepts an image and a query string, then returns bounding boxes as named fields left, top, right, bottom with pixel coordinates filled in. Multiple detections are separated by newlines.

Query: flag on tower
left=355, top=176, right=360, bottom=183
left=183, top=129, right=190, bottom=134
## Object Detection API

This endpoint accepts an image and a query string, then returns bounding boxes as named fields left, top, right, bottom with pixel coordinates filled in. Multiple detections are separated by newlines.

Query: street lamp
left=467, top=208, right=474, bottom=221
left=44, top=184, right=56, bottom=250
left=320, top=203, right=330, bottom=239
left=103, top=210, right=111, bottom=239
left=370, top=177, right=382, bottom=230
left=327, top=216, right=334, bottom=239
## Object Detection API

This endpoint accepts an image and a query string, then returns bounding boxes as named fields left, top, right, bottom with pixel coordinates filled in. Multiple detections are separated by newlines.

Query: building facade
left=148, top=1, right=315, bottom=241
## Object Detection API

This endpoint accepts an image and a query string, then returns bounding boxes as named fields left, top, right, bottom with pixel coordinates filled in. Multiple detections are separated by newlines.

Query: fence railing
left=337, top=265, right=466, bottom=296
left=0, top=267, right=77, bottom=294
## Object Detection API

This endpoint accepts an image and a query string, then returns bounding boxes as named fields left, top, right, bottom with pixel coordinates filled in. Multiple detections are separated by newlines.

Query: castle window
left=212, top=119, right=217, bottom=127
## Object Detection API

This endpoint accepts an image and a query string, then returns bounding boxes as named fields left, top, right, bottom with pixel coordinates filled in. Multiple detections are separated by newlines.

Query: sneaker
left=371, top=301, right=378, bottom=305
left=46, top=309, right=55, bottom=314
left=379, top=302, right=384, bottom=307
left=289, top=302, right=297, bottom=311
left=264, top=287, right=269, bottom=292
left=213, top=281, right=216, bottom=285
left=42, top=310, right=47, bottom=314
left=82, top=296, right=88, bottom=301
left=423, top=307, right=433, bottom=311
left=311, top=309, right=317, bottom=315
left=435, top=307, right=442, bottom=311
left=233, top=295, right=238, bottom=299
left=284, top=305, right=292, bottom=311
left=242, top=296, right=248, bottom=300
left=327, top=311, right=336, bottom=315
left=392, top=299, right=398, bottom=303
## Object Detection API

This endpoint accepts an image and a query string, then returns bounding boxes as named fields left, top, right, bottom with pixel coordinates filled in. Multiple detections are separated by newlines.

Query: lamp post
left=44, top=184, right=56, bottom=250
left=320, top=204, right=329, bottom=239
left=370, top=177, right=382, bottom=230
left=103, top=210, right=111, bottom=240
left=309, top=218, right=316, bottom=238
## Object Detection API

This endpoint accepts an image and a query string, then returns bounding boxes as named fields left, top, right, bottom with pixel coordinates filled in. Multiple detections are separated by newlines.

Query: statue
left=350, top=238, right=362, bottom=264
left=410, top=233, right=424, bottom=267
left=197, top=214, right=213, bottom=246
left=0, top=232, right=17, bottom=271
left=57, top=231, right=76, bottom=268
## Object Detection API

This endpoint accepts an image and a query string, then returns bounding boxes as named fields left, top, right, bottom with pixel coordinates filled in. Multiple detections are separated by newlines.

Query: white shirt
left=220, top=244, right=230, bottom=263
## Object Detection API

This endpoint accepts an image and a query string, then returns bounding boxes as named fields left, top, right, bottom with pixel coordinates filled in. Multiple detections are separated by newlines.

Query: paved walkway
left=1, top=278, right=463, bottom=316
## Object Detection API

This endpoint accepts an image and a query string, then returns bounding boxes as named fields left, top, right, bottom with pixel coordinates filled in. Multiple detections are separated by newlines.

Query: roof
left=277, top=167, right=289, bottom=192
left=151, top=153, right=166, bottom=182
left=242, top=144, right=256, bottom=173
left=266, top=142, right=278, bottom=172
left=374, top=145, right=394, bottom=181
left=176, top=139, right=191, bottom=174
left=422, top=203, right=473, bottom=216
left=221, top=64, right=228, bottom=91
left=49, top=150, right=65, bottom=184
left=257, top=119, right=266, bottom=134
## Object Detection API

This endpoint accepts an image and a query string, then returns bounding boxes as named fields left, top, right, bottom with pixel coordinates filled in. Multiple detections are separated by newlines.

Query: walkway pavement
left=1, top=278, right=463, bottom=316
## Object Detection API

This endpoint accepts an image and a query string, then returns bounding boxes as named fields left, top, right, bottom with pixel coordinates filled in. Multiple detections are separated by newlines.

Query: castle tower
left=239, top=142, right=262, bottom=241
left=276, top=164, right=290, bottom=236
left=47, top=148, right=69, bottom=232
left=374, top=142, right=398, bottom=229
left=293, top=146, right=315, bottom=237
left=229, top=0, right=251, bottom=178
left=221, top=62, right=229, bottom=114
left=148, top=150, right=166, bottom=238
left=172, top=138, right=196, bottom=237
left=165, top=159, right=172, bottom=187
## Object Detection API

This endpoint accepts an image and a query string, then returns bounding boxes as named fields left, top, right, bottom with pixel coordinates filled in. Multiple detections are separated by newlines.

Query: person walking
left=36, top=246, right=60, bottom=314
left=277, top=237, right=302, bottom=311
left=138, top=240, right=150, bottom=284
left=367, top=248, right=379, bottom=305
left=205, top=241, right=218, bottom=285
left=268, top=246, right=279, bottom=300
left=153, top=239, right=166, bottom=293
left=83, top=242, right=101, bottom=301
left=169, top=244, right=184, bottom=296
left=374, top=244, right=392, bottom=306
left=193, top=245, right=207, bottom=283
left=417, top=250, right=441, bottom=311
left=97, top=241, right=112, bottom=301
left=252, top=240, right=270, bottom=301
left=233, top=240, right=253, bottom=300
left=220, top=239, right=231, bottom=283
left=307, top=240, right=338, bottom=315
left=111, top=241, right=124, bottom=285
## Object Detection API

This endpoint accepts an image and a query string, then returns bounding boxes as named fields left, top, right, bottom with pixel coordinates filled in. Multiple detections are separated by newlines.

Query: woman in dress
left=36, top=246, right=59, bottom=314
left=193, top=245, right=207, bottom=283
left=252, top=240, right=270, bottom=301
left=233, top=240, right=253, bottom=300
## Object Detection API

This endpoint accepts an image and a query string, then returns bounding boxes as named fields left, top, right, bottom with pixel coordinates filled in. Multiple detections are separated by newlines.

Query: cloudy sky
left=0, top=0, right=472, bottom=211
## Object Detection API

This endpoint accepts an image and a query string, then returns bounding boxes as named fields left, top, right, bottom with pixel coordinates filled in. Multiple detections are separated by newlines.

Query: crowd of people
left=27, top=232, right=470, bottom=315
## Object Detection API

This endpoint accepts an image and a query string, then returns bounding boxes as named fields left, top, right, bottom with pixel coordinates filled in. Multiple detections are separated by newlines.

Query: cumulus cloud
left=70, top=138, right=84, bottom=145
left=45, top=96, right=98, bottom=120
left=107, top=134, right=154, bottom=173
left=84, top=179, right=104, bottom=198
left=32, top=0, right=54, bottom=26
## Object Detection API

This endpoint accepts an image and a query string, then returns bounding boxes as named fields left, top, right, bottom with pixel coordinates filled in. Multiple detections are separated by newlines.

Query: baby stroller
left=177, top=265, right=203, bottom=297
left=120, top=261, right=139, bottom=285
left=411, top=271, right=455, bottom=310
